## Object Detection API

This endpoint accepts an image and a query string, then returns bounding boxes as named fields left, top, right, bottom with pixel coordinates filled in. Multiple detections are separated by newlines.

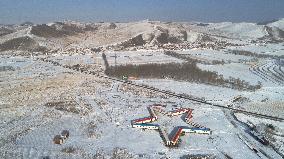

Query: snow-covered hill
left=0, top=19, right=284, bottom=54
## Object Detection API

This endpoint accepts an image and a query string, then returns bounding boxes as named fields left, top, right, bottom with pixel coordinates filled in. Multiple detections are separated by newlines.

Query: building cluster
left=50, top=47, right=93, bottom=55
left=131, top=104, right=212, bottom=147
left=131, top=104, right=162, bottom=130
left=161, top=40, right=243, bottom=51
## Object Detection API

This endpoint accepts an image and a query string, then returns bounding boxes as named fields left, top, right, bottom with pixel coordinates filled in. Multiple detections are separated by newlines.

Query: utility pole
left=114, top=52, right=117, bottom=67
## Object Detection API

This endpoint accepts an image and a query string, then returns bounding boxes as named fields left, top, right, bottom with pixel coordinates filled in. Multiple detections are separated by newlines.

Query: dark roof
left=61, top=130, right=70, bottom=136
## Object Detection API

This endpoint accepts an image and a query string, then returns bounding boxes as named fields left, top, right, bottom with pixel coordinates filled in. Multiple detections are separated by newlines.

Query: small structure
left=53, top=135, right=64, bottom=145
left=132, top=123, right=159, bottom=130
left=61, top=130, right=70, bottom=139
left=183, top=127, right=212, bottom=135
left=152, top=104, right=166, bottom=107
left=171, top=127, right=183, bottom=146
left=167, top=108, right=189, bottom=117
left=122, top=75, right=128, bottom=80
left=184, top=109, right=193, bottom=122
left=132, top=116, right=157, bottom=124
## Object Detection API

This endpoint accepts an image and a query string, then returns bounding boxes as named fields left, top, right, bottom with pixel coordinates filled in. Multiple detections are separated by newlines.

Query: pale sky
left=0, top=0, right=284, bottom=24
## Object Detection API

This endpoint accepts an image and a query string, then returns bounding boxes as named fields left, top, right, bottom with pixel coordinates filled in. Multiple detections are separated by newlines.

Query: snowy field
left=0, top=49, right=283, bottom=158
left=48, top=54, right=97, bottom=65
left=197, top=63, right=261, bottom=85
left=206, top=22, right=267, bottom=39
left=106, top=51, right=184, bottom=66
left=135, top=79, right=241, bottom=105
left=176, top=49, right=254, bottom=63
left=228, top=43, right=284, bottom=56
left=1, top=48, right=283, bottom=158
left=0, top=19, right=284, bottom=159
left=1, top=18, right=284, bottom=158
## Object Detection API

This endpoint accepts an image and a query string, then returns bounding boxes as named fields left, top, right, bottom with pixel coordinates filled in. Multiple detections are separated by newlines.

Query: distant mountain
left=206, top=22, right=267, bottom=39
left=20, top=21, right=34, bottom=26
left=0, top=19, right=283, bottom=54
left=257, top=19, right=279, bottom=25
left=267, top=18, right=284, bottom=30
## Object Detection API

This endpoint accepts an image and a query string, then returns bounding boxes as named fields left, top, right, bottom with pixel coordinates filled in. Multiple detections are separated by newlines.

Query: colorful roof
left=131, top=105, right=211, bottom=147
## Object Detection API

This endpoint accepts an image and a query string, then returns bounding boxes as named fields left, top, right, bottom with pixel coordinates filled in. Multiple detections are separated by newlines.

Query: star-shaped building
left=131, top=104, right=212, bottom=147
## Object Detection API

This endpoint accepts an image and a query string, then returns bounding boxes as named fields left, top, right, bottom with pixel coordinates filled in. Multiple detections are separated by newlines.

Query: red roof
left=185, top=110, right=193, bottom=118
left=152, top=104, right=164, bottom=107
left=172, top=128, right=183, bottom=143
left=133, top=116, right=154, bottom=123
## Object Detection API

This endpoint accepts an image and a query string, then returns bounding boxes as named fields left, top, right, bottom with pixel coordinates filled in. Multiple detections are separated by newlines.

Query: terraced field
left=250, top=60, right=284, bottom=85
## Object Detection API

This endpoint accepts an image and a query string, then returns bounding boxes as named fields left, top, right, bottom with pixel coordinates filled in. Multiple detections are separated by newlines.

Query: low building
left=182, top=127, right=211, bottom=135
left=171, top=128, right=183, bottom=146
left=53, top=135, right=64, bottom=145
left=132, top=116, right=156, bottom=124
left=184, top=109, right=193, bottom=122
left=132, top=123, right=159, bottom=130
left=168, top=108, right=189, bottom=117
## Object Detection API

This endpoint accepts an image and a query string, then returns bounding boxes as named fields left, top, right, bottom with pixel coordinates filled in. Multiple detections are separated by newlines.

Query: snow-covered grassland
left=106, top=50, right=184, bottom=66
left=0, top=19, right=284, bottom=159
left=228, top=43, right=284, bottom=56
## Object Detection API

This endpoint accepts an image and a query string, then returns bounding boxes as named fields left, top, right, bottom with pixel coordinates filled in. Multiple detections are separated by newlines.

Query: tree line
left=105, top=62, right=261, bottom=91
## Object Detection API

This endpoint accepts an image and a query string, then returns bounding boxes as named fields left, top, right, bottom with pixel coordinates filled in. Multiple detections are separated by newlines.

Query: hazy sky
left=0, top=0, right=284, bottom=24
